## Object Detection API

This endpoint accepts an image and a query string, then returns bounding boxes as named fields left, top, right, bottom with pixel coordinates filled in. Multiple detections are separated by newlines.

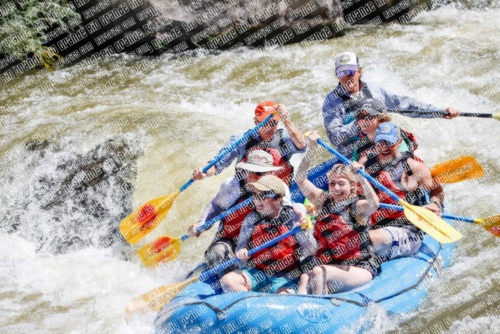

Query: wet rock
left=0, top=0, right=447, bottom=74
left=13, top=0, right=346, bottom=65
left=1, top=136, right=143, bottom=254
left=145, top=0, right=346, bottom=53
left=25, top=140, right=50, bottom=151
left=50, top=0, right=428, bottom=60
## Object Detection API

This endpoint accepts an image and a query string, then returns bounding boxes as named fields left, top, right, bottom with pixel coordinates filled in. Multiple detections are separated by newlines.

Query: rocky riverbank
left=0, top=0, right=436, bottom=78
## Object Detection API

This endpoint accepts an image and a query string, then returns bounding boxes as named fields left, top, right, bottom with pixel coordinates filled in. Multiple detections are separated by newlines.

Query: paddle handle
left=178, top=114, right=275, bottom=192
left=316, top=139, right=401, bottom=203
left=180, top=198, right=254, bottom=241
left=199, top=226, right=302, bottom=281
left=379, top=203, right=475, bottom=223
left=388, top=110, right=497, bottom=119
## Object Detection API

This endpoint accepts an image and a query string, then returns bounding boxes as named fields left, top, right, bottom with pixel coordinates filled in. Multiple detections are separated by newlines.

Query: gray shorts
left=384, top=226, right=423, bottom=259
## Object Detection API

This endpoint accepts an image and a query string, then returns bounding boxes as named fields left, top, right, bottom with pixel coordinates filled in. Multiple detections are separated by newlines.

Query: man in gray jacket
left=323, top=51, right=460, bottom=159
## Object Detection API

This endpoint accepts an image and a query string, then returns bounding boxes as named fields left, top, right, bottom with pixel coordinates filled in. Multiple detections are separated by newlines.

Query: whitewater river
left=1, top=4, right=499, bottom=334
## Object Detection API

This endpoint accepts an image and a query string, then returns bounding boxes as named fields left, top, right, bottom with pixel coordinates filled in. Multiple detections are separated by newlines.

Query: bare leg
left=220, top=271, right=251, bottom=293
left=297, top=274, right=310, bottom=294
left=276, top=287, right=295, bottom=294
left=308, top=265, right=372, bottom=294
left=307, top=266, right=327, bottom=294
left=369, top=229, right=393, bottom=256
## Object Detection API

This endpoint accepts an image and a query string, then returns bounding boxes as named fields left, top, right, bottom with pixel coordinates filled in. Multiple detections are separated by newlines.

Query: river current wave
left=0, top=4, right=499, bottom=334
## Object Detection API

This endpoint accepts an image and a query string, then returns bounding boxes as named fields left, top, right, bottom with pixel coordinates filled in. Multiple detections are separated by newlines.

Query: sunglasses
left=336, top=70, right=357, bottom=78
left=238, top=169, right=266, bottom=176
left=252, top=191, right=277, bottom=201
left=249, top=171, right=266, bottom=176
left=356, top=114, right=373, bottom=121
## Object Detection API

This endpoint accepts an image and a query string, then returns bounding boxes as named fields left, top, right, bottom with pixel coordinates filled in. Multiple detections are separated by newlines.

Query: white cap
left=335, top=51, right=360, bottom=73
left=236, top=150, right=282, bottom=173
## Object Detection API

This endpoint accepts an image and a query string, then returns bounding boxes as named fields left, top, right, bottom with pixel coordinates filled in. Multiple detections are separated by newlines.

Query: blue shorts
left=241, top=268, right=297, bottom=293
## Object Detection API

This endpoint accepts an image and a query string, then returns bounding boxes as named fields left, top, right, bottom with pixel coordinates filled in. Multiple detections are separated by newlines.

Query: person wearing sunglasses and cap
left=352, top=122, right=444, bottom=261
left=220, top=175, right=315, bottom=294
left=192, top=102, right=307, bottom=185
left=323, top=51, right=460, bottom=159
left=188, top=149, right=293, bottom=278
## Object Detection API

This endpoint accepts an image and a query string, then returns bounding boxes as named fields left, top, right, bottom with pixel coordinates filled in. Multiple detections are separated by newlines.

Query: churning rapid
left=1, top=4, right=499, bottom=334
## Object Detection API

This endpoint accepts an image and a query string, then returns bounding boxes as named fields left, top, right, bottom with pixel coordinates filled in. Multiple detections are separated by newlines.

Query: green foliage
left=0, top=0, right=80, bottom=66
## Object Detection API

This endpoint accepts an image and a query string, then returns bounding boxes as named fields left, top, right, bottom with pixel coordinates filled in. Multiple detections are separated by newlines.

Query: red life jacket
left=237, top=129, right=294, bottom=185
left=264, top=147, right=293, bottom=186
left=247, top=207, right=301, bottom=274
left=370, top=170, right=407, bottom=227
left=370, top=153, right=427, bottom=229
left=314, top=197, right=371, bottom=265
left=219, top=193, right=253, bottom=242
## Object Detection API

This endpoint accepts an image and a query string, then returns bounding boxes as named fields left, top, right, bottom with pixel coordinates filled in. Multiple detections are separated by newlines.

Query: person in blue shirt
left=192, top=101, right=307, bottom=184
left=323, top=51, right=460, bottom=159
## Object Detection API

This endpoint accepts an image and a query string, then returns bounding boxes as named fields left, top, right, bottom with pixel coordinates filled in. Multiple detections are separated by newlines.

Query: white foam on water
left=0, top=233, right=189, bottom=333
left=0, top=4, right=499, bottom=333
left=351, top=303, right=400, bottom=333
left=444, top=315, right=500, bottom=334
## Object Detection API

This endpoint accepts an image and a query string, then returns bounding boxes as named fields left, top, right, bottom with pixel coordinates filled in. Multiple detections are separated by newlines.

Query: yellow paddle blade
left=125, top=276, right=199, bottom=314
left=119, top=190, right=181, bottom=244
left=474, top=215, right=500, bottom=237
left=493, top=112, right=500, bottom=121
left=137, top=236, right=182, bottom=267
left=431, top=156, right=484, bottom=184
left=400, top=200, right=462, bottom=243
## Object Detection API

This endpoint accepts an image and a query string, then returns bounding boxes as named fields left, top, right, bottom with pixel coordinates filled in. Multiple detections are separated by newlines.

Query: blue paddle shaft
left=178, top=114, right=275, bottom=192
left=379, top=203, right=475, bottom=223
left=180, top=198, right=254, bottom=241
left=199, top=226, right=302, bottom=281
left=320, top=140, right=475, bottom=224
left=316, top=139, right=401, bottom=203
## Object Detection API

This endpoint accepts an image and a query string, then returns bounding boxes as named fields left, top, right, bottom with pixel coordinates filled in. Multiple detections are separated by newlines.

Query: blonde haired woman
left=295, top=131, right=380, bottom=294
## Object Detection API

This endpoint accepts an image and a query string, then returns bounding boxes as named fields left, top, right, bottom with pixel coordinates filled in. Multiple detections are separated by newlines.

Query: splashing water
left=0, top=4, right=499, bottom=333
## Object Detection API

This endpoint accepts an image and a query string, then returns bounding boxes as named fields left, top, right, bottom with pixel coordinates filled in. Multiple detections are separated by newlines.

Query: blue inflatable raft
left=154, top=158, right=456, bottom=333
